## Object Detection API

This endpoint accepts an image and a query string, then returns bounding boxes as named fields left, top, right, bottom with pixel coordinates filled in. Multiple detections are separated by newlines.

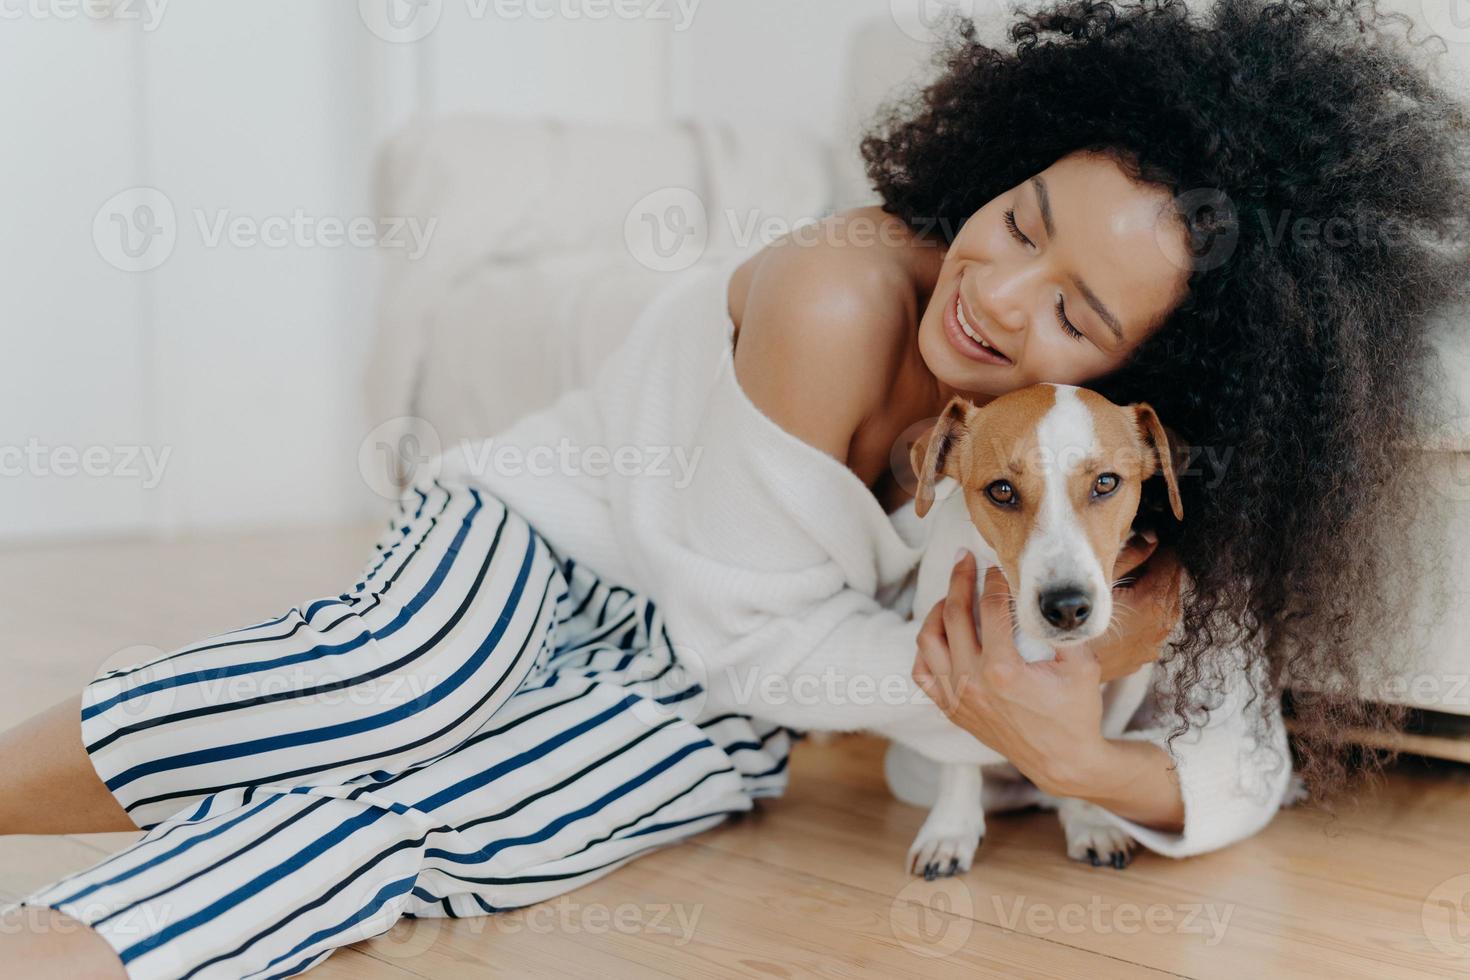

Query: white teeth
left=956, top=297, right=999, bottom=353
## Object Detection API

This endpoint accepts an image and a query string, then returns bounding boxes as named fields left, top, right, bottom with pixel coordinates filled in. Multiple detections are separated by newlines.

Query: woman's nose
left=977, top=271, right=1033, bottom=334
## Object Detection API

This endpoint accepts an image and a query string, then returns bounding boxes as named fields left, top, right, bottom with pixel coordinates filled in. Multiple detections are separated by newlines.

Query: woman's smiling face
left=919, top=150, right=1193, bottom=400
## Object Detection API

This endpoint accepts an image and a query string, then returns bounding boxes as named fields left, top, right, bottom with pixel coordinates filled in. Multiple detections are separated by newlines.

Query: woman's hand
left=912, top=548, right=1187, bottom=830
left=912, top=551, right=1111, bottom=796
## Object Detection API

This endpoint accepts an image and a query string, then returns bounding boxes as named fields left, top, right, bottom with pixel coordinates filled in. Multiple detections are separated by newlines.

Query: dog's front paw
left=1058, top=800, right=1136, bottom=870
left=907, top=819, right=984, bottom=879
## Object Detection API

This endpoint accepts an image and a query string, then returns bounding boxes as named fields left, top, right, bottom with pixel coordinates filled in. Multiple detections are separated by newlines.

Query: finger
left=912, top=669, right=958, bottom=716
left=915, top=600, right=953, bottom=681
left=941, top=551, right=982, bottom=663
left=1054, top=641, right=1102, bottom=679
left=913, top=640, right=944, bottom=687
left=977, top=565, right=1024, bottom=667
left=914, top=624, right=961, bottom=713
left=918, top=598, right=949, bottom=656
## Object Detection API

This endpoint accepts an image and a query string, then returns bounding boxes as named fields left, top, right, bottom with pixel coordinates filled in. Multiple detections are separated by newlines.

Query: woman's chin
left=934, top=362, right=1017, bottom=402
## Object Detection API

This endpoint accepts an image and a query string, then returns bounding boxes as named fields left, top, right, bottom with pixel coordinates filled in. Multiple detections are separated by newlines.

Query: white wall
left=5, top=0, right=1462, bottom=543
left=1, top=2, right=390, bottom=542
left=1, top=0, right=911, bottom=545
left=1, top=13, right=152, bottom=540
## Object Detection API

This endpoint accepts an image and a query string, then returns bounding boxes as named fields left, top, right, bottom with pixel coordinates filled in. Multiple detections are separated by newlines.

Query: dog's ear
left=1131, top=402, right=1184, bottom=521
left=910, top=396, right=976, bottom=518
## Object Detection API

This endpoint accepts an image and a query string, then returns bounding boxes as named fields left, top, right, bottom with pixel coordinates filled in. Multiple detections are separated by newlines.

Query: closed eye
left=1003, top=208, right=1032, bottom=248
left=1055, top=296, right=1085, bottom=341
left=1008, top=207, right=1088, bottom=343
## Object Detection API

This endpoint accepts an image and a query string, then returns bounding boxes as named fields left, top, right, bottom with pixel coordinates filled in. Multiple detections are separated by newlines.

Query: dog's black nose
left=1039, top=588, right=1091, bottom=630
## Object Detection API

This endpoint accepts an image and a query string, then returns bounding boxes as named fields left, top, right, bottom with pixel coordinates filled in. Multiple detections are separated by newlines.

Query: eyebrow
left=1030, top=176, right=1126, bottom=348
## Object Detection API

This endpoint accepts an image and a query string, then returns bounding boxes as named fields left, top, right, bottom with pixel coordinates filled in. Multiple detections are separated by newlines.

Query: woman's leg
left=1, top=906, right=126, bottom=980
left=0, top=478, right=561, bottom=836
left=0, top=695, right=134, bottom=835
left=5, top=555, right=788, bottom=980
left=0, top=478, right=575, bottom=978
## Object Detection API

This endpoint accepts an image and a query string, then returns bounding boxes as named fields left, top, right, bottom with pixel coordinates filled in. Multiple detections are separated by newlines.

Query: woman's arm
left=913, top=551, right=1293, bottom=852
left=1052, top=739, right=1185, bottom=832
left=1098, top=622, right=1293, bottom=857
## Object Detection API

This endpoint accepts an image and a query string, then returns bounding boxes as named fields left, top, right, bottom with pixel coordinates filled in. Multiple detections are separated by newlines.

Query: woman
left=4, top=1, right=1468, bottom=976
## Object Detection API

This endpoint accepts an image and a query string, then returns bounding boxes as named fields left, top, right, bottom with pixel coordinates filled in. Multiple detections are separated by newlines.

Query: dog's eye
left=1093, top=473, right=1120, bottom=497
left=985, top=480, right=1017, bottom=506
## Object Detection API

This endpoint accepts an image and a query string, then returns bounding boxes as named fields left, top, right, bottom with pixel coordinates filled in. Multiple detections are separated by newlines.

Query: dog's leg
left=907, top=764, right=985, bottom=879
left=1056, top=797, right=1137, bottom=869
left=1048, top=667, right=1151, bottom=868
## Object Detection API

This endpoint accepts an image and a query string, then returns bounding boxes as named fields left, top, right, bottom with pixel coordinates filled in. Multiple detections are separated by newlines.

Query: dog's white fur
left=899, top=384, right=1165, bottom=877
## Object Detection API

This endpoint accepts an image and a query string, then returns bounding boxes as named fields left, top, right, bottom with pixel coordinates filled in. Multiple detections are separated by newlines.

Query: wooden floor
left=4, top=524, right=1470, bottom=978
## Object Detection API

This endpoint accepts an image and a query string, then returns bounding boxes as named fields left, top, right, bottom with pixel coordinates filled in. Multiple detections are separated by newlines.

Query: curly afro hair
left=862, top=0, right=1470, bottom=797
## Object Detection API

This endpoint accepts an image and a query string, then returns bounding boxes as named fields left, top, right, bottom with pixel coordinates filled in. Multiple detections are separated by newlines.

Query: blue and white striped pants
left=20, top=478, right=791, bottom=979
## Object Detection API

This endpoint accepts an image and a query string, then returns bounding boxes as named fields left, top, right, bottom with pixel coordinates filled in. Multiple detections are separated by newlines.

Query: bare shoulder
left=727, top=207, right=930, bottom=464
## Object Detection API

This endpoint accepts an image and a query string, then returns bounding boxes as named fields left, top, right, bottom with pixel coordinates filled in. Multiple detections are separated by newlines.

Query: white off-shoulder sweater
left=439, top=254, right=1293, bottom=859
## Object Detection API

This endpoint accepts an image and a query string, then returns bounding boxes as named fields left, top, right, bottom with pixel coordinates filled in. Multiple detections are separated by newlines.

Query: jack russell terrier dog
left=901, top=382, right=1183, bottom=878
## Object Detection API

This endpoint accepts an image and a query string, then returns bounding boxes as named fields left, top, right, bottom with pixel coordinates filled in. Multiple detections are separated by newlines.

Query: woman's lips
left=943, top=287, right=1013, bottom=366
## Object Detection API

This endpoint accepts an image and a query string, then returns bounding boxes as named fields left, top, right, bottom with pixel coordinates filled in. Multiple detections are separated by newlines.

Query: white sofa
left=365, top=18, right=1470, bottom=721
